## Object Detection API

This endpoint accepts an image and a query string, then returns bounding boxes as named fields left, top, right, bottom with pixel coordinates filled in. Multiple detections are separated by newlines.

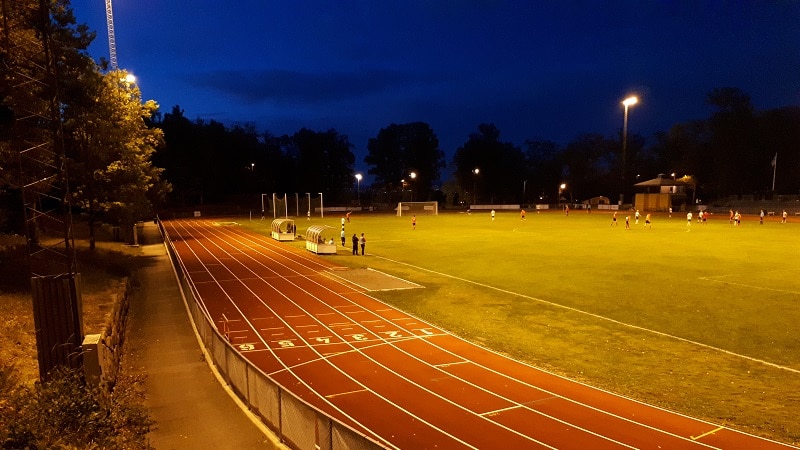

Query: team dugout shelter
left=305, top=225, right=337, bottom=255
left=270, top=218, right=296, bottom=241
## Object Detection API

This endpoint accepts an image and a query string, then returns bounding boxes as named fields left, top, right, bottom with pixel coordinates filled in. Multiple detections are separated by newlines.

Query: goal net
left=396, top=201, right=438, bottom=216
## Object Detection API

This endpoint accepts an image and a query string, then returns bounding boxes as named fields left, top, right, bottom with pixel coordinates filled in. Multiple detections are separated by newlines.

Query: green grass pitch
left=243, top=208, right=800, bottom=445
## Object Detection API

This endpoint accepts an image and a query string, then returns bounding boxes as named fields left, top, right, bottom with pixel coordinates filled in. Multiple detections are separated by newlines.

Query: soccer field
left=244, top=209, right=800, bottom=445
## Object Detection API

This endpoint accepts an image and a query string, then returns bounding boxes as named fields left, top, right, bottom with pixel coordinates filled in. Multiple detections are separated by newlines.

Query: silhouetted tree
left=283, top=128, right=355, bottom=202
left=452, top=124, right=524, bottom=204
left=365, top=122, right=445, bottom=201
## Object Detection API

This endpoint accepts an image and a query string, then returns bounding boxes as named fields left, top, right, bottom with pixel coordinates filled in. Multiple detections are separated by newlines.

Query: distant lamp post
left=355, top=173, right=362, bottom=205
left=558, top=183, right=566, bottom=206
left=620, top=95, right=638, bottom=205
left=472, top=168, right=480, bottom=205
left=408, top=171, right=416, bottom=201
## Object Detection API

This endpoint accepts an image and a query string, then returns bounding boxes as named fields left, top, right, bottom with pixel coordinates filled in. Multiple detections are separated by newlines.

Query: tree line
left=3, top=2, right=799, bottom=241
left=151, top=88, right=800, bottom=211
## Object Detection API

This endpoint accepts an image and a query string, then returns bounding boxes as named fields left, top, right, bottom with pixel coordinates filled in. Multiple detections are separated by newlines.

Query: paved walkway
left=125, top=222, right=281, bottom=449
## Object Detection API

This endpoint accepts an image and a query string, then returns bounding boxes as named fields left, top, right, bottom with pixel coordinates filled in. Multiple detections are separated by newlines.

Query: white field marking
left=367, top=267, right=425, bottom=288
left=692, top=426, right=725, bottom=441
left=375, top=254, right=800, bottom=375
left=326, top=388, right=369, bottom=399
left=391, top=317, right=413, bottom=321
left=323, top=267, right=423, bottom=292
left=699, top=275, right=800, bottom=295
left=181, top=222, right=471, bottom=449
left=272, top=334, right=459, bottom=373
left=167, top=221, right=399, bottom=450
left=433, top=361, right=469, bottom=368
left=293, top=324, right=318, bottom=328
left=360, top=319, right=383, bottom=324
left=260, top=326, right=284, bottom=331
left=327, top=322, right=355, bottom=327
left=315, top=312, right=337, bottom=317
left=482, top=404, right=524, bottom=417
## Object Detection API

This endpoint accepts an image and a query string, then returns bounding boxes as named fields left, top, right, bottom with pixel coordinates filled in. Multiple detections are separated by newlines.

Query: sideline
left=373, top=255, right=800, bottom=375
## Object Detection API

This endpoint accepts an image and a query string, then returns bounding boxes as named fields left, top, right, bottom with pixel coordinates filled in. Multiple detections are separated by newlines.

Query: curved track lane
left=163, top=219, right=794, bottom=449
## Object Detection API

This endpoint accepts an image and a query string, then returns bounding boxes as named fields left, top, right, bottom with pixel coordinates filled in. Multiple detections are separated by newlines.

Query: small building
left=304, top=225, right=337, bottom=255
left=270, top=218, right=296, bottom=241
left=633, top=174, right=695, bottom=212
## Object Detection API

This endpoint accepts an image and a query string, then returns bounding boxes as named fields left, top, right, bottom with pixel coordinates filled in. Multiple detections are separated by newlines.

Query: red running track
left=163, top=219, right=793, bottom=449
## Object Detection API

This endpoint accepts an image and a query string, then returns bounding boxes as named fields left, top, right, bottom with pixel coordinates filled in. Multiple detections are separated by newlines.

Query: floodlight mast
left=105, top=0, right=118, bottom=70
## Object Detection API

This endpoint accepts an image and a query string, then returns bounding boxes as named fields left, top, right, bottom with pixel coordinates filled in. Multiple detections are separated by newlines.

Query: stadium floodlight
left=620, top=95, right=639, bottom=205
left=472, top=168, right=480, bottom=205
left=355, top=173, right=362, bottom=205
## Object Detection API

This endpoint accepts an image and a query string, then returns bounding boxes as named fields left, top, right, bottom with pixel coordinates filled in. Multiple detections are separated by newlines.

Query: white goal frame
left=396, top=201, right=438, bottom=216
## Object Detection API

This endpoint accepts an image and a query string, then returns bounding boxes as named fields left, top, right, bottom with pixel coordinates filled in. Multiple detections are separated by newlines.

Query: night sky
left=71, top=1, right=800, bottom=170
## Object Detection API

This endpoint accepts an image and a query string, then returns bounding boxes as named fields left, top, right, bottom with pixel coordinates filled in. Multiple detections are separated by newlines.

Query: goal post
left=396, top=201, right=438, bottom=216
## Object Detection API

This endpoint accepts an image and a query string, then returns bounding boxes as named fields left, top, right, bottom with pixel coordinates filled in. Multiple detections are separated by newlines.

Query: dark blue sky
left=72, top=1, right=800, bottom=169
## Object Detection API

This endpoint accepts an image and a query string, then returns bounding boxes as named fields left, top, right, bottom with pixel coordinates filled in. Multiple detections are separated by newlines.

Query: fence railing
left=157, top=219, right=386, bottom=450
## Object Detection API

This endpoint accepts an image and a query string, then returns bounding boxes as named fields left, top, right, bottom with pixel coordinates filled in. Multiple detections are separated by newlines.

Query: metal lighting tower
left=105, top=0, right=118, bottom=69
left=620, top=96, right=638, bottom=205
left=2, top=0, right=83, bottom=380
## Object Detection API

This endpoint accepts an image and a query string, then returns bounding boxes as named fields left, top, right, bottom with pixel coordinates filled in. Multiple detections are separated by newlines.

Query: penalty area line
left=373, top=255, right=800, bottom=375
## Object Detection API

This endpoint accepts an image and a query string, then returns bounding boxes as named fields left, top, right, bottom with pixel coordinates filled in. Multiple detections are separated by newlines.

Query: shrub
left=0, top=366, right=153, bottom=449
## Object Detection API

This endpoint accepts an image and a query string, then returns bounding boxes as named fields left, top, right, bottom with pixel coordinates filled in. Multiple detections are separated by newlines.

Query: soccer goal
left=396, top=201, right=438, bottom=216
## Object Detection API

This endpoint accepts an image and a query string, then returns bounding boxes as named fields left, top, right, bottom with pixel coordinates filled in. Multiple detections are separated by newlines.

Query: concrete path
left=124, top=222, right=281, bottom=449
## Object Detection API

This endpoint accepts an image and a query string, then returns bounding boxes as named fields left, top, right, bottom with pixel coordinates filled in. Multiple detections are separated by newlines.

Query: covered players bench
left=305, top=225, right=337, bottom=254
left=270, top=218, right=296, bottom=241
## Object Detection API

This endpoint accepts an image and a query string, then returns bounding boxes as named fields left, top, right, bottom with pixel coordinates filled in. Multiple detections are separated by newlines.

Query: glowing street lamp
left=408, top=171, right=416, bottom=201
left=472, top=168, right=480, bottom=205
left=620, top=95, right=638, bottom=205
left=558, top=183, right=566, bottom=206
left=355, top=173, right=362, bottom=205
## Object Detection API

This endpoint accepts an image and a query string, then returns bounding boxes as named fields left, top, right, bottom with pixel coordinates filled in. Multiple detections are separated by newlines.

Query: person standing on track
left=346, top=211, right=351, bottom=223
left=412, top=214, right=416, bottom=230
left=351, top=233, right=359, bottom=255
left=520, top=209, right=526, bottom=220
left=360, top=233, right=366, bottom=255
left=611, top=211, right=617, bottom=226
left=687, top=211, right=692, bottom=229
left=340, top=228, right=346, bottom=246
left=644, top=213, right=652, bottom=229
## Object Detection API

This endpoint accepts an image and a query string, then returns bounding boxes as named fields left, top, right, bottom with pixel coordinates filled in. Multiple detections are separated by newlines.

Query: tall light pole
left=558, top=183, right=566, bottom=207
left=408, top=171, right=416, bottom=201
left=472, top=168, right=480, bottom=205
left=355, top=173, right=362, bottom=205
left=620, top=96, right=638, bottom=205
left=522, top=180, right=527, bottom=206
